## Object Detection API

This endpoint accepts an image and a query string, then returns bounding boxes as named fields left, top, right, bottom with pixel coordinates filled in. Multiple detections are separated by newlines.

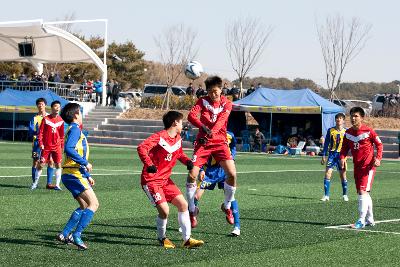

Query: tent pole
left=12, top=112, right=15, bottom=142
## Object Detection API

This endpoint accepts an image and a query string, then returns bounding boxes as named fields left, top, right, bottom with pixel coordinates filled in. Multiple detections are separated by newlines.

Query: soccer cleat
left=56, top=233, right=73, bottom=244
left=158, top=237, right=176, bottom=249
left=182, top=237, right=204, bottom=249
left=54, top=186, right=62, bottom=191
left=320, top=196, right=330, bottom=202
left=30, top=183, right=38, bottom=190
left=351, top=220, right=365, bottom=229
left=230, top=227, right=241, bottom=237
left=189, top=206, right=199, bottom=228
left=365, top=220, right=376, bottom=227
left=72, top=234, right=88, bottom=250
left=221, top=203, right=234, bottom=225
left=46, top=184, right=56, bottom=189
left=343, top=195, right=349, bottom=202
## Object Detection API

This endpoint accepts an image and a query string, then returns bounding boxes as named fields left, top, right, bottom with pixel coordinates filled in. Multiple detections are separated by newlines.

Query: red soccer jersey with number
left=340, top=125, right=383, bottom=169
left=137, top=130, right=191, bottom=185
left=38, top=114, right=64, bottom=150
left=188, top=95, right=232, bottom=143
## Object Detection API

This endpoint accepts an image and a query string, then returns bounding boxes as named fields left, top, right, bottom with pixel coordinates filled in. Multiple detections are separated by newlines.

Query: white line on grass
left=326, top=219, right=400, bottom=235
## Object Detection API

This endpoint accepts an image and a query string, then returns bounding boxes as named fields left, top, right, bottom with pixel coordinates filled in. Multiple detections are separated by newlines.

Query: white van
left=143, top=84, right=186, bottom=98
left=371, top=94, right=385, bottom=116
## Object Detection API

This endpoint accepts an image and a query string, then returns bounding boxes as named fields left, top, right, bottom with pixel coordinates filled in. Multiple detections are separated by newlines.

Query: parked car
left=343, top=99, right=373, bottom=117
left=333, top=99, right=355, bottom=114
left=119, top=90, right=142, bottom=101
left=142, top=84, right=186, bottom=98
left=371, top=94, right=385, bottom=116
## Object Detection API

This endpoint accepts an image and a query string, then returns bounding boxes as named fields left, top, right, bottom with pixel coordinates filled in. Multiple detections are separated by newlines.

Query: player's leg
left=352, top=168, right=375, bottom=229
left=321, top=168, right=333, bottom=201
left=219, top=159, right=237, bottom=225
left=57, top=196, right=86, bottom=244
left=365, top=169, right=376, bottom=226
left=31, top=151, right=48, bottom=189
left=230, top=199, right=241, bottom=236
left=72, top=189, right=99, bottom=249
left=155, top=202, right=174, bottom=248
left=52, top=149, right=63, bottom=190
left=46, top=157, right=55, bottom=189
left=339, top=169, right=348, bottom=201
left=170, top=195, right=204, bottom=248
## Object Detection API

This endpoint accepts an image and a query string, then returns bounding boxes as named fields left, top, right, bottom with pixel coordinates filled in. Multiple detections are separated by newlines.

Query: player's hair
left=51, top=100, right=61, bottom=107
left=60, top=103, right=80, bottom=124
left=204, top=76, right=223, bottom=91
left=335, top=113, right=345, bottom=120
left=36, top=98, right=47, bottom=105
left=162, top=111, right=183, bottom=129
left=349, top=107, right=365, bottom=117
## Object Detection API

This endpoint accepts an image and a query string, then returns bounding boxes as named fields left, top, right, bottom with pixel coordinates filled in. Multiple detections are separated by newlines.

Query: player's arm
left=177, top=147, right=194, bottom=171
left=321, top=130, right=331, bottom=164
left=65, top=126, right=89, bottom=166
left=38, top=118, right=45, bottom=149
left=28, top=117, right=35, bottom=139
left=339, top=135, right=350, bottom=169
left=371, top=130, right=383, bottom=166
left=137, top=133, right=159, bottom=167
left=58, top=121, right=65, bottom=150
left=209, top=101, right=232, bottom=134
left=188, top=99, right=204, bottom=129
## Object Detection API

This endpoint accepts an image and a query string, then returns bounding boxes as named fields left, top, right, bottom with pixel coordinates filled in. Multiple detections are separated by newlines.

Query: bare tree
left=225, top=17, right=273, bottom=96
left=154, top=24, right=198, bottom=109
left=316, top=14, right=372, bottom=101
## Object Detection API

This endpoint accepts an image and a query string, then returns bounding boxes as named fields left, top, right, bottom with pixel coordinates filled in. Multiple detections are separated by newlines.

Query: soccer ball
left=184, top=61, right=203, bottom=80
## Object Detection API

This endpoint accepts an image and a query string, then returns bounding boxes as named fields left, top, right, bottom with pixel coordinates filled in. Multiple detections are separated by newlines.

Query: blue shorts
left=326, top=152, right=342, bottom=171
left=199, top=165, right=226, bottom=190
left=32, top=140, right=41, bottom=160
left=62, top=170, right=91, bottom=198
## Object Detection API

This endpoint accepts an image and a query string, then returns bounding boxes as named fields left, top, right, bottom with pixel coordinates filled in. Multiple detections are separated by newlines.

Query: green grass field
left=1, top=141, right=400, bottom=266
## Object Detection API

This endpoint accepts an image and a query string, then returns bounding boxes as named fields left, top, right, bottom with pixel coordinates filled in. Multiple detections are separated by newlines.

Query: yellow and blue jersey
left=28, top=113, right=47, bottom=145
left=322, top=127, right=346, bottom=156
left=199, top=131, right=236, bottom=190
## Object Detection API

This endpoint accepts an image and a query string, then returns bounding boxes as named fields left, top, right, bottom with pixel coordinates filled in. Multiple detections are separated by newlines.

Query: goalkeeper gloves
left=186, top=160, right=194, bottom=171
left=147, top=165, right=157, bottom=173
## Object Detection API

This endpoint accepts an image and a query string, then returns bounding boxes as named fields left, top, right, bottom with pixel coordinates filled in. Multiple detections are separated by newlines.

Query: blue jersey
left=322, top=127, right=346, bottom=156
left=199, top=131, right=236, bottom=190
left=29, top=113, right=48, bottom=159
left=62, top=123, right=91, bottom=198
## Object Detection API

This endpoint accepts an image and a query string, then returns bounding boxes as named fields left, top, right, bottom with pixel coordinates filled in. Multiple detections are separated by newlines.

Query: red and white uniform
left=340, top=125, right=383, bottom=191
left=137, top=130, right=191, bottom=205
left=38, top=114, right=64, bottom=164
left=188, top=95, right=233, bottom=167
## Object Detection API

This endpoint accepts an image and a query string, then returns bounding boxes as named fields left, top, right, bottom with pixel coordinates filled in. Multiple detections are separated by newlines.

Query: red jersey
left=38, top=114, right=64, bottom=150
left=188, top=95, right=232, bottom=143
left=137, top=130, right=191, bottom=185
left=340, top=125, right=383, bottom=169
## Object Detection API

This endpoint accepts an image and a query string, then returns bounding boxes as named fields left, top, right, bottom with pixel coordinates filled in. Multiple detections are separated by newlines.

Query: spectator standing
left=186, top=82, right=194, bottom=96
left=106, top=80, right=114, bottom=106
left=195, top=85, right=206, bottom=98
left=222, top=82, right=230, bottom=96
left=246, top=84, right=255, bottom=96
left=112, top=81, right=121, bottom=106
left=252, top=127, right=265, bottom=152
left=94, top=79, right=103, bottom=105
left=86, top=80, right=94, bottom=102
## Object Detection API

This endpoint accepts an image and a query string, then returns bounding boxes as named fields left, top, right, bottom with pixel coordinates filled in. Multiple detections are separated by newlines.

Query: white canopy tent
left=0, top=19, right=108, bottom=104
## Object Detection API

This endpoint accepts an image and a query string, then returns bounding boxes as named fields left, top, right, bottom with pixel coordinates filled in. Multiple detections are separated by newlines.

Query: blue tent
left=0, top=89, right=68, bottom=112
left=232, top=88, right=344, bottom=138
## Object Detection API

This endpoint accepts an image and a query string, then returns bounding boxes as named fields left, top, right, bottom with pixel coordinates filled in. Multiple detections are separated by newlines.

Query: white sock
left=156, top=216, right=167, bottom=240
left=178, top=211, right=191, bottom=241
left=55, top=168, right=62, bottom=187
left=34, top=169, right=42, bottom=185
left=186, top=182, right=197, bottom=213
left=358, top=194, right=368, bottom=224
left=366, top=194, right=374, bottom=222
left=224, top=183, right=236, bottom=209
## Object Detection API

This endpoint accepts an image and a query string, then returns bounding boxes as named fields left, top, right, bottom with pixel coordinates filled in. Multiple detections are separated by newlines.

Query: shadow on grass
left=0, top=237, right=66, bottom=250
left=248, top=193, right=315, bottom=200
left=0, top=183, right=29, bottom=189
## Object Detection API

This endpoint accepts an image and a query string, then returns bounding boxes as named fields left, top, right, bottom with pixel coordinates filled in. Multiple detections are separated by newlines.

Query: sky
left=1, top=0, right=399, bottom=86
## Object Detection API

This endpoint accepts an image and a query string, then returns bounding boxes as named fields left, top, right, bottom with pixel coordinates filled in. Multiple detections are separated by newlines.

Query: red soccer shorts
left=354, top=167, right=376, bottom=192
left=40, top=147, right=62, bottom=164
left=192, top=141, right=232, bottom=168
left=142, top=178, right=182, bottom=206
